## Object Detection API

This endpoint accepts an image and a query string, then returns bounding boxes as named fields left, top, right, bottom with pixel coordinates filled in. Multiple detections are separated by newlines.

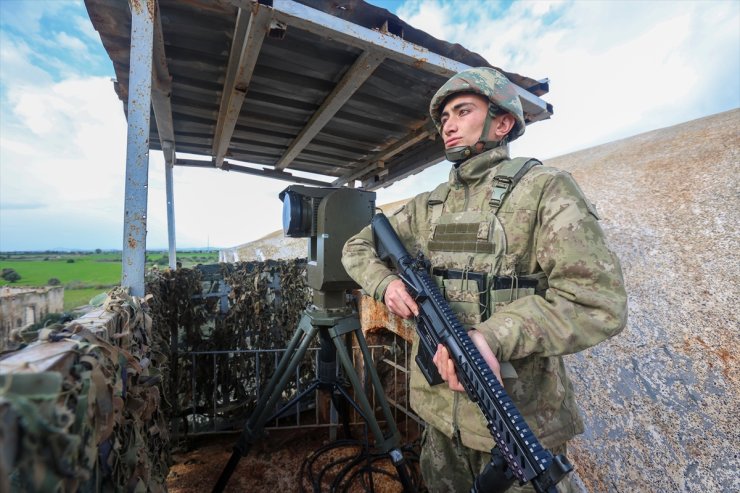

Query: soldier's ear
left=492, top=113, right=516, bottom=139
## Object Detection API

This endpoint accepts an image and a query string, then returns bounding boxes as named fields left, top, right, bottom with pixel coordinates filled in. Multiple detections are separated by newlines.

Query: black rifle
left=371, top=213, right=572, bottom=493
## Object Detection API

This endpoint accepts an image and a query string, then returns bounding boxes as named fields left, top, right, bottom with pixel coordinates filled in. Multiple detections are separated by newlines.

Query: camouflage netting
left=0, top=288, right=170, bottom=493
left=0, top=260, right=311, bottom=492
left=146, top=260, right=311, bottom=436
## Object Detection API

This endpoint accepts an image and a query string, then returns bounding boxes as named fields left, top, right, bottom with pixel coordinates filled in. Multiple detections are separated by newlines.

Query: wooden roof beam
left=176, top=158, right=331, bottom=187
left=274, top=50, right=384, bottom=171
left=332, top=125, right=435, bottom=187
left=212, top=3, right=273, bottom=167
left=230, top=0, right=551, bottom=123
left=151, top=0, right=175, bottom=154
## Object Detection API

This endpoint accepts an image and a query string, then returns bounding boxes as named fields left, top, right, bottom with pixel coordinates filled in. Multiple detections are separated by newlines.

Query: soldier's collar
left=449, top=145, right=509, bottom=187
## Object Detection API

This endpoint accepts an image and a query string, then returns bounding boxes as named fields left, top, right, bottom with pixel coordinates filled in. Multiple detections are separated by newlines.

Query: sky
left=0, top=0, right=738, bottom=251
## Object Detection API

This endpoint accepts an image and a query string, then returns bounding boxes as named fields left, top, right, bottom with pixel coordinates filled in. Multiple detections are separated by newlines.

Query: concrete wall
left=0, top=286, right=64, bottom=349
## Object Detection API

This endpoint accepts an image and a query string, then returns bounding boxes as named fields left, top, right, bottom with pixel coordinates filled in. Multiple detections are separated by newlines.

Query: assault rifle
left=371, top=213, right=573, bottom=493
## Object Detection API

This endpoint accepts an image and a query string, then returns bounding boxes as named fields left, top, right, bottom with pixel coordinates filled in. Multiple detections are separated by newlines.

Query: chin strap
left=445, top=103, right=506, bottom=164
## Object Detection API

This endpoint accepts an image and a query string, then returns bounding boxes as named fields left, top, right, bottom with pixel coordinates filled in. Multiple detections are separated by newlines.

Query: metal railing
left=178, top=334, right=422, bottom=438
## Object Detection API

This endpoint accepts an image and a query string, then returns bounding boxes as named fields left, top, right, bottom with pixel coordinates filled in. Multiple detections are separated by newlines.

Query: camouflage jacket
left=342, top=146, right=628, bottom=451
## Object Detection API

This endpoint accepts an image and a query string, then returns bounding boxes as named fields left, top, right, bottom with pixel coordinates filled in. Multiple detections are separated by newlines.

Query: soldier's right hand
left=384, top=279, right=419, bottom=319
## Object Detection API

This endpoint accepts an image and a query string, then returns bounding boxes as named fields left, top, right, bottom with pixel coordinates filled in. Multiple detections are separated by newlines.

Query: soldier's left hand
left=433, top=330, right=502, bottom=392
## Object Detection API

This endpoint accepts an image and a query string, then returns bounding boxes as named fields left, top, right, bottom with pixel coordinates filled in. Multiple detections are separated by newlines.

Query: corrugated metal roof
left=85, top=0, right=552, bottom=189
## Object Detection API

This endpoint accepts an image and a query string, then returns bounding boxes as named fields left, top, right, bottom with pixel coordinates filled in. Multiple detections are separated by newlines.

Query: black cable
left=299, top=439, right=364, bottom=493
left=318, top=442, right=365, bottom=492
left=297, top=359, right=426, bottom=493
left=298, top=435, right=424, bottom=492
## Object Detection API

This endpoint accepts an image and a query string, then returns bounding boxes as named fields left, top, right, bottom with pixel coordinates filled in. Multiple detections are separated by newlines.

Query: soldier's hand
left=433, top=330, right=502, bottom=392
left=383, top=279, right=419, bottom=319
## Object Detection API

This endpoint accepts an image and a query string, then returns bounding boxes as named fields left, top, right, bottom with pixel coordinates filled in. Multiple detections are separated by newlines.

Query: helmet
left=429, top=67, right=526, bottom=162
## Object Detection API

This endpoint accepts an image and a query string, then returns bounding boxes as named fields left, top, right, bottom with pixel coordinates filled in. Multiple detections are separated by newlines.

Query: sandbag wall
left=0, top=289, right=170, bottom=493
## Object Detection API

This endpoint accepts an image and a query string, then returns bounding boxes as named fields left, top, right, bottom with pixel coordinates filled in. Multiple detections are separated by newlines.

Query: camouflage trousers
left=419, top=425, right=577, bottom=493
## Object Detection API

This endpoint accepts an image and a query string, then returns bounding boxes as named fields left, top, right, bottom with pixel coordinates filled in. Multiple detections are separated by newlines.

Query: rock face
left=544, top=108, right=739, bottom=492
left=226, top=109, right=739, bottom=492
left=220, top=229, right=307, bottom=263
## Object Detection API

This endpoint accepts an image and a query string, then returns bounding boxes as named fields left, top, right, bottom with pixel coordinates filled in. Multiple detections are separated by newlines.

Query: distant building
left=0, top=286, right=64, bottom=349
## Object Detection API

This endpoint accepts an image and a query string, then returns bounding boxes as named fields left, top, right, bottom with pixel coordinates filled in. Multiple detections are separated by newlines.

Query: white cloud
left=0, top=34, right=54, bottom=92
left=0, top=1, right=68, bottom=34
left=0, top=74, right=129, bottom=250
left=398, top=0, right=458, bottom=41
left=154, top=166, right=289, bottom=248
left=393, top=0, right=740, bottom=164
left=55, top=31, right=88, bottom=53
left=0, top=62, right=295, bottom=250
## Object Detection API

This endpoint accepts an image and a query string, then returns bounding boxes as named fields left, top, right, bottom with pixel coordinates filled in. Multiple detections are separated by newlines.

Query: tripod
left=213, top=291, right=415, bottom=492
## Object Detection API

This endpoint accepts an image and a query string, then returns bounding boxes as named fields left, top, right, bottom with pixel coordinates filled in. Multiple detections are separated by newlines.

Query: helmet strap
left=444, top=145, right=476, bottom=163
left=480, top=104, right=496, bottom=142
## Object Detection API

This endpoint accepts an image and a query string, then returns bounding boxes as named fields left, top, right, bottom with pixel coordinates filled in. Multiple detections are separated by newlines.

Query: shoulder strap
left=489, top=157, right=542, bottom=213
left=427, top=182, right=450, bottom=225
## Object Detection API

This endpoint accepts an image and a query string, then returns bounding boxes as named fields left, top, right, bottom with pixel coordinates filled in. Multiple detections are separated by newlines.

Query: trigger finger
left=449, top=362, right=465, bottom=391
left=389, top=300, right=406, bottom=319
left=446, top=359, right=457, bottom=385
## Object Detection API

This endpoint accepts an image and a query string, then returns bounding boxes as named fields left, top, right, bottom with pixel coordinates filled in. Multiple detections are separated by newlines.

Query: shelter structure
left=84, top=0, right=552, bottom=295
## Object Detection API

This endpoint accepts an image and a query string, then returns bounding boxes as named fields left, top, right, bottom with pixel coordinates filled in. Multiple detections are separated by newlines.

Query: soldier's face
left=439, top=93, right=489, bottom=149
left=439, top=93, right=515, bottom=149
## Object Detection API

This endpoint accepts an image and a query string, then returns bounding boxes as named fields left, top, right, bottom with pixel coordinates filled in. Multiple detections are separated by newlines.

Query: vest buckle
left=489, top=176, right=512, bottom=208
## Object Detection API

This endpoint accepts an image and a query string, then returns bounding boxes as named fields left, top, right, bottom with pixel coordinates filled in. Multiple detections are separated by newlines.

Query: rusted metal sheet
left=274, top=49, right=385, bottom=171
left=356, top=292, right=415, bottom=342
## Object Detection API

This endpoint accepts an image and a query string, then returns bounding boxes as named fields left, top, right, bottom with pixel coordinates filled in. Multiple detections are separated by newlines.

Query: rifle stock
left=371, top=213, right=572, bottom=493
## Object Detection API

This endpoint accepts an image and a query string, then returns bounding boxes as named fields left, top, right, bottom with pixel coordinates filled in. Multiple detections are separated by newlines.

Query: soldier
left=341, top=67, right=628, bottom=492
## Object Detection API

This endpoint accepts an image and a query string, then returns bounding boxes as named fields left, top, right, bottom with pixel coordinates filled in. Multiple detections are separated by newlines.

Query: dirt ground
left=167, top=427, right=422, bottom=492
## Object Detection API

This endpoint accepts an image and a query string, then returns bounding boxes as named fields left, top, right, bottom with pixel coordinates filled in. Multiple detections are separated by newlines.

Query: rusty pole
left=121, top=0, right=154, bottom=297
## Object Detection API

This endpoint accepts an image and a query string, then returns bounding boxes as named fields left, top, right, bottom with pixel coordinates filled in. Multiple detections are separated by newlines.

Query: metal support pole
left=121, top=0, right=154, bottom=297
left=163, top=140, right=177, bottom=270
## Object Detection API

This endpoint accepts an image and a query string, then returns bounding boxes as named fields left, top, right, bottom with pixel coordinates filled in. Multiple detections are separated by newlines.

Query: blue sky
left=1, top=0, right=738, bottom=251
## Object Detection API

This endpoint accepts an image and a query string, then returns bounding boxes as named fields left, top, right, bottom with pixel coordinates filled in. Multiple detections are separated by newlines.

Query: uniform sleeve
left=477, top=172, right=628, bottom=361
left=342, top=195, right=428, bottom=301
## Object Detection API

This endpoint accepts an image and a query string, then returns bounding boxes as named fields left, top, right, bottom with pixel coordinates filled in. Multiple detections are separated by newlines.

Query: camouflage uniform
left=420, top=425, right=573, bottom=493
left=341, top=68, right=627, bottom=491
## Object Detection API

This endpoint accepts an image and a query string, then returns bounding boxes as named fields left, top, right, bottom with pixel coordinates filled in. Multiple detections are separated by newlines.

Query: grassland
left=1, top=250, right=219, bottom=310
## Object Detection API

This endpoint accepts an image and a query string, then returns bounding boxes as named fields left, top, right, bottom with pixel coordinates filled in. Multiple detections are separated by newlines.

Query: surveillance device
left=279, top=186, right=375, bottom=298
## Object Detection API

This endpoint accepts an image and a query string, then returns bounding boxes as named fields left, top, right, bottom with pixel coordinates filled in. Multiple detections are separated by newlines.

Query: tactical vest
left=406, top=155, right=593, bottom=452
left=425, top=157, right=544, bottom=327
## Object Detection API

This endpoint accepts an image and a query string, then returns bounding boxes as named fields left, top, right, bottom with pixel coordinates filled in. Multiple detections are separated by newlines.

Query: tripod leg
left=331, top=319, right=386, bottom=443
left=330, top=318, right=416, bottom=492
left=329, top=386, right=352, bottom=439
left=353, top=323, right=402, bottom=446
left=213, top=313, right=318, bottom=493
left=269, top=380, right=321, bottom=421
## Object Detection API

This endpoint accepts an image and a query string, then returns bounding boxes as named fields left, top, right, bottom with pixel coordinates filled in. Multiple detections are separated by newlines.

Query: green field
left=1, top=250, right=219, bottom=310
left=63, top=287, right=109, bottom=311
